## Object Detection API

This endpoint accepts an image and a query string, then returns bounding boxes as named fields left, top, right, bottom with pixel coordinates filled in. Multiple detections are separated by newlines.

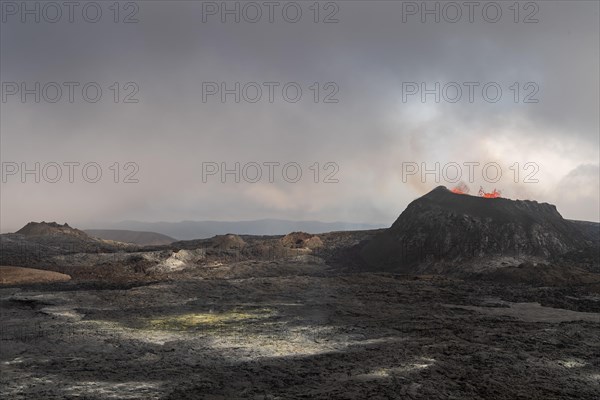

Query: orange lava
left=451, top=183, right=502, bottom=198
left=478, top=186, right=501, bottom=198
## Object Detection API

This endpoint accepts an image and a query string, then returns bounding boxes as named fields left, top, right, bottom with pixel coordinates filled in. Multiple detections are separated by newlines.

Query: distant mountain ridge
left=92, top=219, right=385, bottom=240
left=85, top=229, right=176, bottom=246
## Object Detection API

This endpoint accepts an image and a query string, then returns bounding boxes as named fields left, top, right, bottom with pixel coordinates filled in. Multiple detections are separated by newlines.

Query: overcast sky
left=1, top=1, right=599, bottom=232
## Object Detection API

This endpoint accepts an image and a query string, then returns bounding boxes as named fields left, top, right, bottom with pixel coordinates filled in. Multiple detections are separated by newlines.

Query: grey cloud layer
left=1, top=1, right=598, bottom=231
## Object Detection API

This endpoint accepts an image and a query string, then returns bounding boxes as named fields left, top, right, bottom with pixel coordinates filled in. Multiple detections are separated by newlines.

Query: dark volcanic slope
left=569, top=220, right=600, bottom=243
left=85, top=229, right=176, bottom=246
left=362, top=186, right=592, bottom=272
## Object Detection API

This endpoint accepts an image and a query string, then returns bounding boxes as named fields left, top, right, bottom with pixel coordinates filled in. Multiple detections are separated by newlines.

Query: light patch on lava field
left=72, top=319, right=189, bottom=345
left=557, top=359, right=588, bottom=369
left=587, top=373, right=600, bottom=382
left=145, top=308, right=276, bottom=331
left=61, top=380, right=164, bottom=399
left=354, top=358, right=436, bottom=380
left=207, top=326, right=408, bottom=360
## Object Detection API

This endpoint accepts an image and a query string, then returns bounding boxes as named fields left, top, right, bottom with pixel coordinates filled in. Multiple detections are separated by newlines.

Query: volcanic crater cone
left=16, top=221, right=89, bottom=238
left=361, top=186, right=591, bottom=272
left=1, top=222, right=131, bottom=267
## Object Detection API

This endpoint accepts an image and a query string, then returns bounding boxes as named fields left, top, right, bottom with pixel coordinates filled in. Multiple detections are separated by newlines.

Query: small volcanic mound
left=281, top=232, right=323, bottom=249
left=210, top=234, right=247, bottom=250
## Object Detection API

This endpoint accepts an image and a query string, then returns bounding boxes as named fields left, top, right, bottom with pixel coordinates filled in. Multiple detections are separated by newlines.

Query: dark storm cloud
left=1, top=1, right=598, bottom=231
